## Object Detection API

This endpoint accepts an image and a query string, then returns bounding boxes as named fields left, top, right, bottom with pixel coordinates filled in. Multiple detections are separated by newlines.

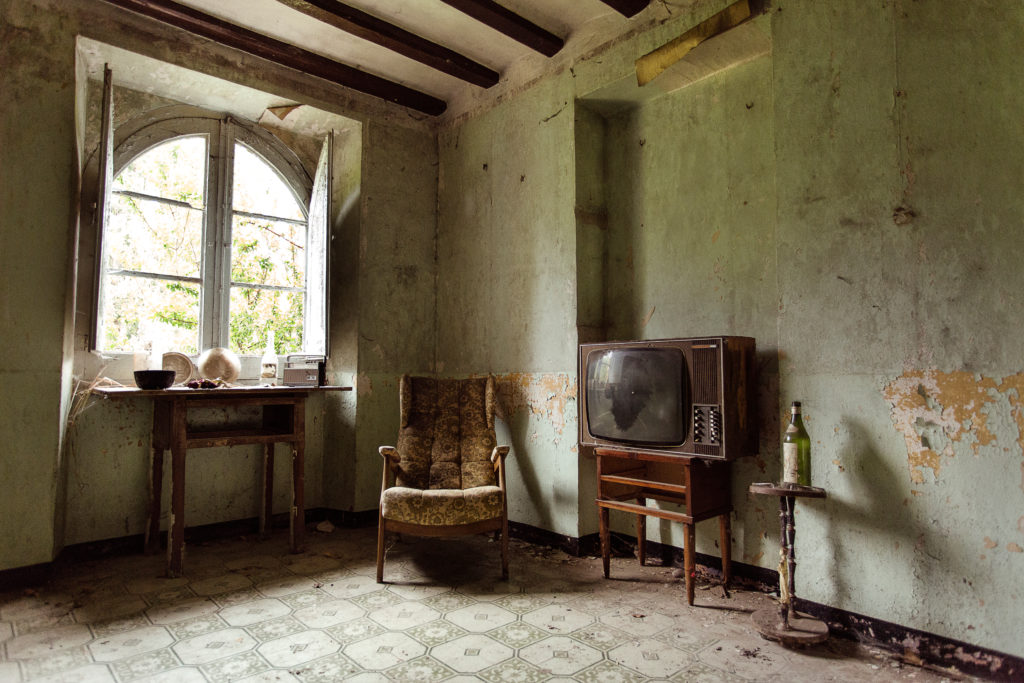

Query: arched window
left=94, top=108, right=330, bottom=359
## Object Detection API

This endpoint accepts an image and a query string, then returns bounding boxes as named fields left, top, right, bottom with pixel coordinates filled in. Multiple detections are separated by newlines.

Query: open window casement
left=90, top=64, right=114, bottom=351
left=305, top=133, right=332, bottom=357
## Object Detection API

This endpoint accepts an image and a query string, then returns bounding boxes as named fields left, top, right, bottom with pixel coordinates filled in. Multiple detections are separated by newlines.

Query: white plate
left=162, top=352, right=197, bottom=385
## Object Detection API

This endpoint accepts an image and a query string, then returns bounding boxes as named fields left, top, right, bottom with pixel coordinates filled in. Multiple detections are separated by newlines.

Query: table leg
left=636, top=497, right=647, bottom=566
left=684, top=523, right=696, bottom=606
left=167, top=400, right=187, bottom=578
left=290, top=398, right=306, bottom=553
left=719, top=513, right=732, bottom=590
left=599, top=506, right=610, bottom=579
left=146, top=443, right=164, bottom=555
left=260, top=443, right=274, bottom=539
left=785, top=495, right=797, bottom=619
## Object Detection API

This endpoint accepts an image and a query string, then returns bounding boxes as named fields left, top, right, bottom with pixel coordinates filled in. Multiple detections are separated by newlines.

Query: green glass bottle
left=783, top=401, right=811, bottom=486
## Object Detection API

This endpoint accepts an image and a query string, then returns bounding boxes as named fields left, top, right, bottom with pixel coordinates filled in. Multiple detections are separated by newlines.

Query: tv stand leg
left=684, top=523, right=696, bottom=605
left=636, top=498, right=646, bottom=566
left=720, top=514, right=732, bottom=593
left=599, top=506, right=610, bottom=578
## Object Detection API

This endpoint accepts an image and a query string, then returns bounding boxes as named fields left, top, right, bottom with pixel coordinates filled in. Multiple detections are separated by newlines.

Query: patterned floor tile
left=88, top=614, right=152, bottom=639
left=518, top=635, right=602, bottom=676
left=486, top=621, right=551, bottom=649
left=608, top=637, right=694, bottom=678
left=200, top=650, right=270, bottom=682
left=146, top=598, right=219, bottom=625
left=293, top=598, right=364, bottom=629
left=73, top=596, right=148, bottom=624
left=569, top=623, right=633, bottom=650
left=235, top=671, right=302, bottom=683
left=655, top=625, right=720, bottom=653
left=30, top=663, right=117, bottom=683
left=259, top=629, right=341, bottom=667
left=279, top=589, right=332, bottom=610
left=89, top=626, right=173, bottom=663
left=430, top=633, right=514, bottom=673
left=134, top=666, right=207, bottom=682
left=696, top=638, right=792, bottom=681
left=172, top=627, right=258, bottom=665
left=421, top=592, right=478, bottom=613
left=109, top=647, right=180, bottom=681
left=254, top=575, right=320, bottom=598
left=290, top=651, right=360, bottom=682
left=520, top=603, right=594, bottom=635
left=478, top=657, right=549, bottom=683
left=5, top=624, right=92, bottom=659
left=283, top=554, right=343, bottom=576
left=670, top=662, right=746, bottom=683
left=166, top=614, right=229, bottom=640
left=318, top=574, right=382, bottom=600
left=442, top=602, right=517, bottom=633
left=324, top=617, right=387, bottom=645
left=368, top=600, right=440, bottom=631
left=347, top=589, right=403, bottom=612
left=406, top=619, right=469, bottom=647
left=342, top=631, right=426, bottom=670
left=385, top=583, right=452, bottom=601
left=19, top=645, right=92, bottom=679
left=385, top=654, right=457, bottom=681
left=123, top=575, right=190, bottom=595
left=575, top=659, right=646, bottom=683
left=492, top=592, right=553, bottom=615
left=246, top=616, right=308, bottom=641
left=599, top=607, right=676, bottom=637
left=219, top=598, right=291, bottom=627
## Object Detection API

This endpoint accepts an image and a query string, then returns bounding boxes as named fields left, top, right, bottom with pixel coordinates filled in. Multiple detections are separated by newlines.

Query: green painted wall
left=435, top=0, right=1024, bottom=660
left=0, top=0, right=435, bottom=562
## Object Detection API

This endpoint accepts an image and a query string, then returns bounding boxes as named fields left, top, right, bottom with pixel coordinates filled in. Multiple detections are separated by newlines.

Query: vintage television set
left=578, top=336, right=757, bottom=461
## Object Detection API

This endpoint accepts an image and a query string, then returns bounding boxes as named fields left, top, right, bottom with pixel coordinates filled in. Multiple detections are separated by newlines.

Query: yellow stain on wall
left=494, top=373, right=576, bottom=436
left=883, top=370, right=1024, bottom=484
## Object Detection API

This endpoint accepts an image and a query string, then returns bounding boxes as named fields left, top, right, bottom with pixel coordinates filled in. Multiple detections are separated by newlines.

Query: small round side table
left=748, top=482, right=829, bottom=647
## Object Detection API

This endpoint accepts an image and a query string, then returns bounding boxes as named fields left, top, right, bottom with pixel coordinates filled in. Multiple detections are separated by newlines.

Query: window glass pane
left=105, top=195, right=202, bottom=277
left=229, top=286, right=304, bottom=355
left=231, top=215, right=306, bottom=288
left=116, top=136, right=206, bottom=206
left=232, top=143, right=304, bottom=220
left=100, top=275, right=201, bottom=354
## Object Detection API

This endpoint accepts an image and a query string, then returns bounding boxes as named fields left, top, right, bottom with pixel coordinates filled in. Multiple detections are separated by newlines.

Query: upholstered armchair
left=377, top=375, right=512, bottom=582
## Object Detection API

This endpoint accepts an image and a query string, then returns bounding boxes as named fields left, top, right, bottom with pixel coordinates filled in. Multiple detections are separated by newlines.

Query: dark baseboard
left=795, top=598, right=1022, bottom=682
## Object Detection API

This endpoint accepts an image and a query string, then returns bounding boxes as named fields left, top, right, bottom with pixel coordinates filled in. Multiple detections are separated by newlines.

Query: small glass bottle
left=260, top=331, right=277, bottom=380
left=783, top=401, right=811, bottom=485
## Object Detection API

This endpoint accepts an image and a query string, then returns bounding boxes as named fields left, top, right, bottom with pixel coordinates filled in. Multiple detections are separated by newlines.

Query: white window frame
left=94, top=105, right=327, bottom=362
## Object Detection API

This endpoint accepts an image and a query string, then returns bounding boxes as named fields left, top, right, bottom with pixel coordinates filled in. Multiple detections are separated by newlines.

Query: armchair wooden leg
left=599, top=506, right=611, bottom=579
left=501, top=514, right=509, bottom=580
left=719, top=513, right=732, bottom=591
left=376, top=513, right=386, bottom=583
left=636, top=497, right=647, bottom=566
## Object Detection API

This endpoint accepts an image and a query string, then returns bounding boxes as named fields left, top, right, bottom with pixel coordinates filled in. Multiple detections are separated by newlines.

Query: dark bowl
left=134, top=369, right=176, bottom=390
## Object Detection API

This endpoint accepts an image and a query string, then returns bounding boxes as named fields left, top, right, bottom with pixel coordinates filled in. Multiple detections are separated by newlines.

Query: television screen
left=585, top=347, right=686, bottom=445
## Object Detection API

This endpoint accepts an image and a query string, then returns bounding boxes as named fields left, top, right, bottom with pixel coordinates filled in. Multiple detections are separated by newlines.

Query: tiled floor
left=1, top=527, right=963, bottom=682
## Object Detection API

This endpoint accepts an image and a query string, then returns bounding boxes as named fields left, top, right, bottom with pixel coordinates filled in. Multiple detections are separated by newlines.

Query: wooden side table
left=595, top=448, right=732, bottom=605
left=748, top=482, right=828, bottom=646
left=95, top=385, right=350, bottom=577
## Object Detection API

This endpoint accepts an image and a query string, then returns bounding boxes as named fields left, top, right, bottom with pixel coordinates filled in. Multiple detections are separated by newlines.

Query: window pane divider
left=107, top=269, right=201, bottom=285
left=113, top=189, right=201, bottom=210
left=230, top=281, right=305, bottom=293
left=232, top=208, right=306, bottom=227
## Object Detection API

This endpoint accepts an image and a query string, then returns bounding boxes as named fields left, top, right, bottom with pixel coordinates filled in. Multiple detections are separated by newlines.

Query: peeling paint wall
left=434, top=0, right=1024, bottom=661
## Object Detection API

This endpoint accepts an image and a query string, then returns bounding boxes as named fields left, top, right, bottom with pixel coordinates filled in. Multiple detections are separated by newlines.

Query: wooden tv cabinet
left=594, top=447, right=732, bottom=605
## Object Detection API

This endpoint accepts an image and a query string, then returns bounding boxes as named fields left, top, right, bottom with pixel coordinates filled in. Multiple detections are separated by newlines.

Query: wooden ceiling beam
left=597, top=0, right=650, bottom=18
left=275, top=0, right=499, bottom=88
left=438, top=0, right=563, bottom=57
left=98, top=0, right=447, bottom=115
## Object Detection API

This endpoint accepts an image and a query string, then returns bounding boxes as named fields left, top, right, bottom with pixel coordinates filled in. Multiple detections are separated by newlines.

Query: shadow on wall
left=813, top=419, right=971, bottom=611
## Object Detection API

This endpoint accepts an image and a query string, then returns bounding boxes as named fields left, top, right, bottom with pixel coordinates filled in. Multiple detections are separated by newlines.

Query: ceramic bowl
left=134, top=369, right=176, bottom=390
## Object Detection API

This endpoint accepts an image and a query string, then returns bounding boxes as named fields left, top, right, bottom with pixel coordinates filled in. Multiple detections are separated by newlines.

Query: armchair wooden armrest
left=379, top=446, right=400, bottom=491
left=490, top=445, right=510, bottom=466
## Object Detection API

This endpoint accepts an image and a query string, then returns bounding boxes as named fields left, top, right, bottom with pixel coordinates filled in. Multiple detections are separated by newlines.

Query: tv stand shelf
left=594, top=447, right=732, bottom=605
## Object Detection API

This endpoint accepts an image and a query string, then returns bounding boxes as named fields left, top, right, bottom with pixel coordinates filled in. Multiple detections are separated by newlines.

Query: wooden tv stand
left=594, top=447, right=732, bottom=605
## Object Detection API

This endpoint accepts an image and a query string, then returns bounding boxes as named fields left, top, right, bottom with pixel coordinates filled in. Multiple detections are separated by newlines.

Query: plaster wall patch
left=883, top=369, right=1024, bottom=484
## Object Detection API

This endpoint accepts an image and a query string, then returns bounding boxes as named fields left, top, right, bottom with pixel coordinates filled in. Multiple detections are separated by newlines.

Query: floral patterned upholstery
left=395, top=375, right=497, bottom=492
left=381, top=486, right=504, bottom=526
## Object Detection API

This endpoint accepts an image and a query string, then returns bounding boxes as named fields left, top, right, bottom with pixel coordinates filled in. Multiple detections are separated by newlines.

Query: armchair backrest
left=395, top=375, right=498, bottom=490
